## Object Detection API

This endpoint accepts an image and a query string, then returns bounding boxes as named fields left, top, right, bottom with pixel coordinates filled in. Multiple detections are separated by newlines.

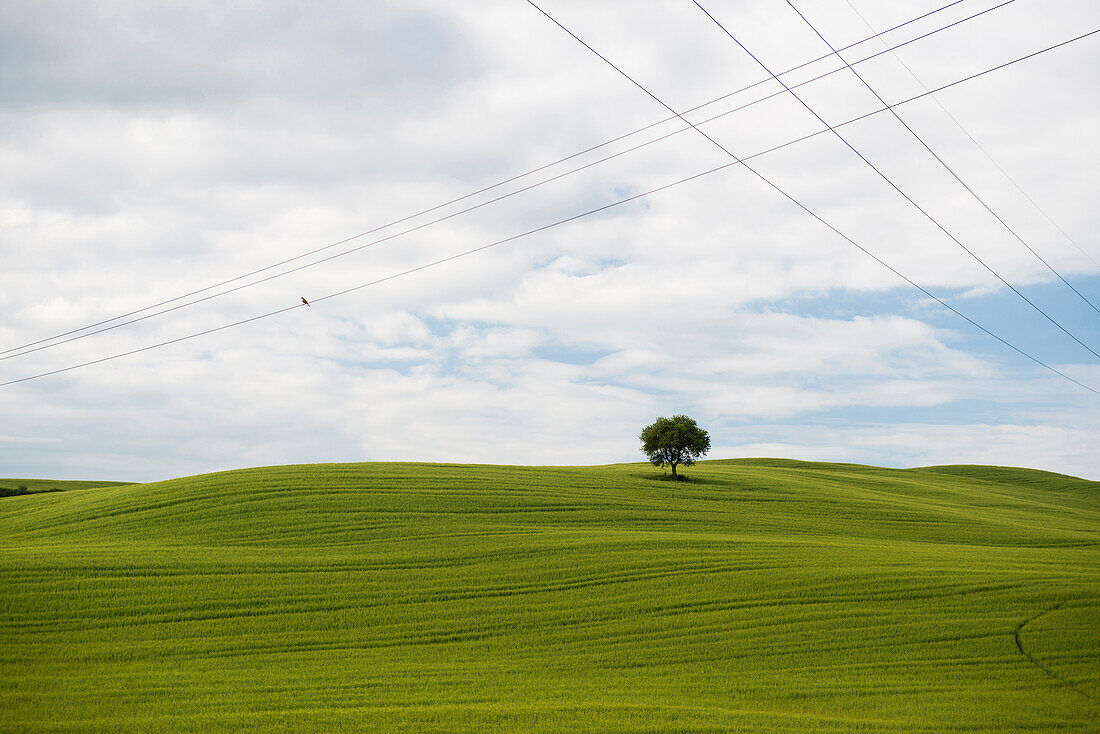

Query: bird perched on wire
left=301, top=296, right=310, bottom=307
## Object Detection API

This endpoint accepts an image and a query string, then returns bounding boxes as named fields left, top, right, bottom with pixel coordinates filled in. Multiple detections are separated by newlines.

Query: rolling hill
left=0, top=478, right=132, bottom=497
left=0, top=459, right=1097, bottom=732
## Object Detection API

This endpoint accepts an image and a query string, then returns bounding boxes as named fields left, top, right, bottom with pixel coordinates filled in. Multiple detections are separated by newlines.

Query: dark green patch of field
left=0, top=460, right=1096, bottom=732
left=0, top=478, right=132, bottom=498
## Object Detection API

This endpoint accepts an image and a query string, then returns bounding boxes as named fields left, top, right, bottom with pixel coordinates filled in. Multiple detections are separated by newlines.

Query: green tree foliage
left=639, top=415, right=710, bottom=479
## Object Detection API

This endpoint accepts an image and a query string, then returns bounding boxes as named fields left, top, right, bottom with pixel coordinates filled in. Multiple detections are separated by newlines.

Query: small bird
left=301, top=296, right=310, bottom=307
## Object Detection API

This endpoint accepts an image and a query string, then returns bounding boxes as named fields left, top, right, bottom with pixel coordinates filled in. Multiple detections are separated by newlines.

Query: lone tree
left=640, top=415, right=710, bottom=480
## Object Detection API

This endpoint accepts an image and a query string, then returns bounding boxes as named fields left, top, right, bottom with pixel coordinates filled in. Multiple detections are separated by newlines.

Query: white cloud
left=721, top=408, right=1100, bottom=480
left=2, top=0, right=1098, bottom=481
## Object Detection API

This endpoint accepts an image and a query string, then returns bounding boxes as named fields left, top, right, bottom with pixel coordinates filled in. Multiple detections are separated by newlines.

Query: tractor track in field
left=1014, top=601, right=1098, bottom=705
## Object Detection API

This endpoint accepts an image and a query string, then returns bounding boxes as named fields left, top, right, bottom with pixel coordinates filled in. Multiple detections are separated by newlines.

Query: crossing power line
left=0, top=0, right=1016, bottom=361
left=523, top=0, right=1099, bottom=394
left=784, top=0, right=1099, bottom=316
left=843, top=0, right=1100, bottom=271
left=2, top=24, right=1097, bottom=394
left=690, top=0, right=1100, bottom=360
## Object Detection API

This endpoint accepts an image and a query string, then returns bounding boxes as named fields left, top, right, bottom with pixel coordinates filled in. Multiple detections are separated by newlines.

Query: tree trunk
left=670, top=462, right=678, bottom=479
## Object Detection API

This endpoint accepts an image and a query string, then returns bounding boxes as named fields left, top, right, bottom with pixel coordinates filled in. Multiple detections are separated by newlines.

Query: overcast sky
left=2, top=0, right=1098, bottom=482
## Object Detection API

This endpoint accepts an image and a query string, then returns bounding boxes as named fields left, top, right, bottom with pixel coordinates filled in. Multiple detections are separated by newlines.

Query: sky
left=1, top=0, right=1098, bottom=482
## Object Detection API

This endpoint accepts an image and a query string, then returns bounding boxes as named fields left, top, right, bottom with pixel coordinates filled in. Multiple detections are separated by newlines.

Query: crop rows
left=1, top=460, right=1097, bottom=732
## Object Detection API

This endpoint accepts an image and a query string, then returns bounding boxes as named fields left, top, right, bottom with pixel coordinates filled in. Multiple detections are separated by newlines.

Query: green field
left=1, top=459, right=1097, bottom=732
left=0, top=478, right=132, bottom=497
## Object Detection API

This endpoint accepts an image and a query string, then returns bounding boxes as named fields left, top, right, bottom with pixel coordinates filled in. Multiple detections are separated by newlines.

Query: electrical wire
left=844, top=0, right=1099, bottom=270
left=3, top=25, right=1097, bottom=394
left=785, top=0, right=1099, bottom=315
left=523, top=0, right=1098, bottom=394
left=691, top=0, right=1100, bottom=360
left=0, top=0, right=1022, bottom=364
left=0, top=0, right=1009, bottom=359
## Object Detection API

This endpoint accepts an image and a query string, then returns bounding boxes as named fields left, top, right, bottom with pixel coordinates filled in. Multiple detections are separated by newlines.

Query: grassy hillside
left=0, top=459, right=1097, bottom=732
left=0, top=478, right=132, bottom=497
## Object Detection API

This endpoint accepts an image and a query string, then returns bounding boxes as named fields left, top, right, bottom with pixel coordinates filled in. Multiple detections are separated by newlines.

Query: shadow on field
left=630, top=472, right=722, bottom=486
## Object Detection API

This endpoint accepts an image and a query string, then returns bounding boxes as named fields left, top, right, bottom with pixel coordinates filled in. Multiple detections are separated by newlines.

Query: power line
left=3, top=26, right=1097, bottom=394
left=785, top=0, right=1100, bottom=316
left=844, top=0, right=1099, bottom=270
left=691, top=0, right=1100, bottom=361
left=0, top=0, right=1010, bottom=359
left=522, top=0, right=1098, bottom=394
left=0, top=0, right=1022, bottom=364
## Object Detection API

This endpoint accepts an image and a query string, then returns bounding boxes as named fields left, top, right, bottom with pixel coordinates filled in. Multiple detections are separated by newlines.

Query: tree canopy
left=639, top=415, right=710, bottom=479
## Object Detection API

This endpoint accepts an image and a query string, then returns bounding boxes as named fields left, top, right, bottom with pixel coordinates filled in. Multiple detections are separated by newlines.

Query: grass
left=0, top=479, right=132, bottom=498
left=0, top=459, right=1097, bottom=732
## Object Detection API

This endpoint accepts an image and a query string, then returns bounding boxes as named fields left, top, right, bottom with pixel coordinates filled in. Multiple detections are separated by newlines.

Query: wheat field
left=1, top=459, right=1097, bottom=732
